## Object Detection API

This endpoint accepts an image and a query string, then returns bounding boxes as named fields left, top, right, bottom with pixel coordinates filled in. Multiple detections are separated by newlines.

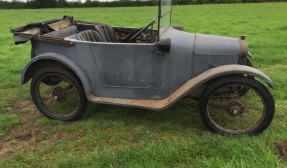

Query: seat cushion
left=78, top=25, right=118, bottom=43
left=77, top=30, right=104, bottom=42
left=95, top=25, right=118, bottom=42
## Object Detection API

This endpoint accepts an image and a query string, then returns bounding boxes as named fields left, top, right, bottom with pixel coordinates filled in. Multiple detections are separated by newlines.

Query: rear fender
left=21, top=52, right=92, bottom=96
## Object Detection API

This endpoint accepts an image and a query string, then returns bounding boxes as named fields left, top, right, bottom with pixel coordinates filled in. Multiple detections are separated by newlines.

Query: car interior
left=40, top=16, right=158, bottom=44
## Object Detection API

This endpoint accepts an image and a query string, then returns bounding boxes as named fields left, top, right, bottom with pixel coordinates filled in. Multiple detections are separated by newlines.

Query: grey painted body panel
left=195, top=34, right=240, bottom=56
left=32, top=41, right=164, bottom=99
left=193, top=34, right=240, bottom=77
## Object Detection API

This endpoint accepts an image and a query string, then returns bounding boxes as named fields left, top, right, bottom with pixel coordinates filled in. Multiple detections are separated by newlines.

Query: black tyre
left=31, top=68, right=87, bottom=121
left=200, top=77, right=274, bottom=135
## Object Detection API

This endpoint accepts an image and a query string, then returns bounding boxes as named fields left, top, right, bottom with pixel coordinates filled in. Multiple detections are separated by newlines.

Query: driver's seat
left=78, top=24, right=118, bottom=43
left=95, top=24, right=118, bottom=42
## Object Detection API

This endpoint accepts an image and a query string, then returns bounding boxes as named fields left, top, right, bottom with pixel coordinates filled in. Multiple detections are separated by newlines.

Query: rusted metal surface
left=239, top=38, right=248, bottom=55
left=88, top=65, right=273, bottom=110
left=48, top=19, right=71, bottom=31
left=12, top=29, right=73, bottom=46
left=15, top=28, right=40, bottom=36
left=33, top=36, right=73, bottom=46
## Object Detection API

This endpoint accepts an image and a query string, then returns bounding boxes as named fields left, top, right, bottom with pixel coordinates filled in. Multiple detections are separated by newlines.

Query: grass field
left=0, top=2, right=287, bottom=167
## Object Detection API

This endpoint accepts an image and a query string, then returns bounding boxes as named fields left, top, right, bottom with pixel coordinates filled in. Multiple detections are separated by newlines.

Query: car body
left=11, top=0, right=275, bottom=135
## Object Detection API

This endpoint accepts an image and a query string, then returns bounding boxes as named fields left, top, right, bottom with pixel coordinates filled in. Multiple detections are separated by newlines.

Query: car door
left=90, top=43, right=156, bottom=88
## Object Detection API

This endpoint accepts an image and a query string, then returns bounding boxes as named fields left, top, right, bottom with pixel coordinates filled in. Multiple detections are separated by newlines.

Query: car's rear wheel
left=30, top=67, right=87, bottom=121
left=199, top=76, right=274, bottom=135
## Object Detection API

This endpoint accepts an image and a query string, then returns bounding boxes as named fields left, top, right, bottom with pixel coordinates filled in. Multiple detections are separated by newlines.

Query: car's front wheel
left=199, top=76, right=274, bottom=135
left=30, top=67, right=87, bottom=121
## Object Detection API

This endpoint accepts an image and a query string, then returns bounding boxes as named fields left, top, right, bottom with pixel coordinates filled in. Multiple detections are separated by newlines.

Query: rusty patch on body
left=34, top=36, right=73, bottom=46
left=239, top=38, right=248, bottom=55
left=48, top=19, right=71, bottom=31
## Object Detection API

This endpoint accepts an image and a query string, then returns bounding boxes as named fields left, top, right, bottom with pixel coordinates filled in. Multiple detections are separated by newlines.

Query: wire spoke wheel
left=37, top=75, right=79, bottom=117
left=31, top=68, right=87, bottom=121
left=200, top=77, right=274, bottom=135
left=207, top=84, right=264, bottom=134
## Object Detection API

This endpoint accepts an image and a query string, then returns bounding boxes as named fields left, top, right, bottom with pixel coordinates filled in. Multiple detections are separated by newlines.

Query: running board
left=86, top=65, right=273, bottom=110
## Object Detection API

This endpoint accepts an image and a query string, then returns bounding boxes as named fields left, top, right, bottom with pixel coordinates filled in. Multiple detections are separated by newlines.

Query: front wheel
left=30, top=68, right=87, bottom=121
left=199, top=77, right=274, bottom=135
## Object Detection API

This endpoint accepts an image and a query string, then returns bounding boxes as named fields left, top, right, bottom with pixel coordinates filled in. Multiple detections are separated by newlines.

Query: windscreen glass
left=159, top=0, right=172, bottom=35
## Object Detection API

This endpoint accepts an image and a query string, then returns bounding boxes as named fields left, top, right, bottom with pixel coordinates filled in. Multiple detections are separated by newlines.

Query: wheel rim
left=206, top=84, right=266, bottom=134
left=35, top=73, right=81, bottom=118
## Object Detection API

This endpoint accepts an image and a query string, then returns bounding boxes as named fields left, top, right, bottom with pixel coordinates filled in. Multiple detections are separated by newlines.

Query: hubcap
left=52, top=87, right=67, bottom=102
left=226, top=100, right=245, bottom=116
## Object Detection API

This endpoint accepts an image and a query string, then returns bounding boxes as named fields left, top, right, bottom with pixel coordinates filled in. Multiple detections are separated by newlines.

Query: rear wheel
left=31, top=68, right=87, bottom=121
left=199, top=77, right=274, bottom=135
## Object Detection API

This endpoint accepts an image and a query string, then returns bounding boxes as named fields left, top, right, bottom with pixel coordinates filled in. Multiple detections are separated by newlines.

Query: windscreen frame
left=158, top=0, right=172, bottom=39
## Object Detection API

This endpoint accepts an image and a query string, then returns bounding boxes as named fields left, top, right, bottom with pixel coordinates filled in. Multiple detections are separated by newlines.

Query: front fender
left=21, top=52, right=92, bottom=95
left=200, top=64, right=273, bottom=87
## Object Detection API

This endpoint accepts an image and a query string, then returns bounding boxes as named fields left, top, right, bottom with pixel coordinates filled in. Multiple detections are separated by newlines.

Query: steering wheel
left=122, top=19, right=156, bottom=42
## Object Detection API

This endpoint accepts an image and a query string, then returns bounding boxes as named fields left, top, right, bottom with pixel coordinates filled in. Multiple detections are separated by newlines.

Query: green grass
left=0, top=2, right=287, bottom=167
left=0, top=114, right=20, bottom=137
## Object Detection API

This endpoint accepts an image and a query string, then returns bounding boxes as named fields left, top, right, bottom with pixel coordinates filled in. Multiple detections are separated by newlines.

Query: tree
left=58, top=0, right=68, bottom=8
left=32, top=0, right=57, bottom=8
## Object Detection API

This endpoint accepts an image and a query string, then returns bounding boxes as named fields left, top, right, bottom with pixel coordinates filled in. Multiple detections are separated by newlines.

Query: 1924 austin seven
left=11, top=0, right=275, bottom=135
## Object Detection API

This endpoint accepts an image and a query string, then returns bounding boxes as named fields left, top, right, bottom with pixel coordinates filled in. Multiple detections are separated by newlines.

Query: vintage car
left=11, top=0, right=275, bottom=135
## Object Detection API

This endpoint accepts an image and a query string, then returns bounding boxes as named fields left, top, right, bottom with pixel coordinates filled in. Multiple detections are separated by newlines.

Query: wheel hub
left=226, top=100, right=245, bottom=116
left=52, top=87, right=67, bottom=102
